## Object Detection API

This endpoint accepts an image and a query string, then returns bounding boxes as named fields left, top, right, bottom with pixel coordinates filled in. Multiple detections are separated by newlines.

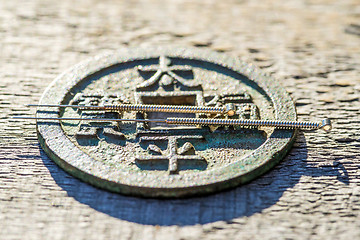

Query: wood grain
left=0, top=0, right=359, bottom=239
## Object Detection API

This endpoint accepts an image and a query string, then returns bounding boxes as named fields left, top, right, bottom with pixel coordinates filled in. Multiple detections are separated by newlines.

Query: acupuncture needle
left=26, top=103, right=237, bottom=116
left=12, top=116, right=332, bottom=132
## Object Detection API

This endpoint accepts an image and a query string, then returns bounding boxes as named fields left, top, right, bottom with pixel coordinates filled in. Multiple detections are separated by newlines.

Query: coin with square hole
left=36, top=47, right=297, bottom=197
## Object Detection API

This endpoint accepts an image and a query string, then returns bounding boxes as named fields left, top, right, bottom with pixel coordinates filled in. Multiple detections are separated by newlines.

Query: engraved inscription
left=137, top=55, right=200, bottom=90
left=136, top=136, right=206, bottom=174
left=65, top=55, right=262, bottom=175
left=205, top=93, right=259, bottom=120
left=72, top=93, right=129, bottom=140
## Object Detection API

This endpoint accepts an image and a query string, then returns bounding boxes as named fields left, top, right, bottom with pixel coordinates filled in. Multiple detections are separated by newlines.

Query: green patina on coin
left=36, top=47, right=297, bottom=197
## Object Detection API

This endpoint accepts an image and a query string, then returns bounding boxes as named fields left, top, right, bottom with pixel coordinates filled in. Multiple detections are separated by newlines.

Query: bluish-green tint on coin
left=36, top=47, right=297, bottom=198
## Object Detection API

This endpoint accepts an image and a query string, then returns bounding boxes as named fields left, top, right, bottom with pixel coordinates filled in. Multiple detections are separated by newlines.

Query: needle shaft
left=12, top=116, right=165, bottom=123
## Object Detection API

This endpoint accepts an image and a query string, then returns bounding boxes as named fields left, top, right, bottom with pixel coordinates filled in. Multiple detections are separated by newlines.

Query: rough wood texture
left=0, top=0, right=359, bottom=239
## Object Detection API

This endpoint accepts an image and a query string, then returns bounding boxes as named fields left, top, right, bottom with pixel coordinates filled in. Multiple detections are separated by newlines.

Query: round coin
left=36, top=47, right=297, bottom=197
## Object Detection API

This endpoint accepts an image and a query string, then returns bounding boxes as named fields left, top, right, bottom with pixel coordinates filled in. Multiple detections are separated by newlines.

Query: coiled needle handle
left=165, top=118, right=332, bottom=132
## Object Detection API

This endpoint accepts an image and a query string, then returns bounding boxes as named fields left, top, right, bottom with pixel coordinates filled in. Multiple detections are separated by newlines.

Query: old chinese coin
left=36, top=47, right=296, bottom=197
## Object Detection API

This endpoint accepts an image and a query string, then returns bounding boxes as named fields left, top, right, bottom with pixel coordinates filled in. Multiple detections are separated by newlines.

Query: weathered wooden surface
left=0, top=0, right=359, bottom=239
